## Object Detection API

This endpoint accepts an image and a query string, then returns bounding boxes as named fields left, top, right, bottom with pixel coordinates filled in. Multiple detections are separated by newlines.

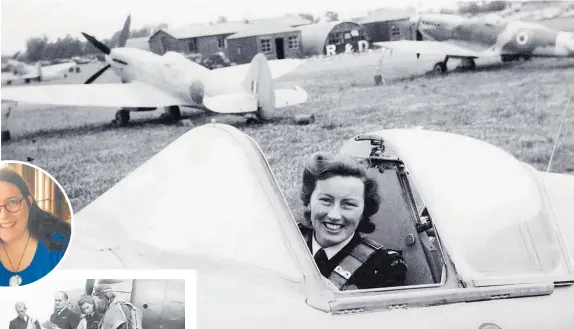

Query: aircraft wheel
left=294, top=114, right=315, bottom=125
left=114, top=109, right=130, bottom=127
left=166, top=106, right=181, bottom=122
left=25, top=79, right=30, bottom=84
left=433, top=62, right=447, bottom=75
left=467, top=58, right=476, bottom=70
left=246, top=117, right=260, bottom=125
left=6, top=81, right=12, bottom=85
left=374, top=74, right=383, bottom=86
left=1, top=130, right=10, bottom=142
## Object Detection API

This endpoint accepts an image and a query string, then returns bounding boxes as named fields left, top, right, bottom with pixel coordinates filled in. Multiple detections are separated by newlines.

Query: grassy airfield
left=1, top=50, right=573, bottom=215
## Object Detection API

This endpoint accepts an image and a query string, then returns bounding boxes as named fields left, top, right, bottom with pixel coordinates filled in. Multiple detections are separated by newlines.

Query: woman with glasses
left=0, top=167, right=71, bottom=286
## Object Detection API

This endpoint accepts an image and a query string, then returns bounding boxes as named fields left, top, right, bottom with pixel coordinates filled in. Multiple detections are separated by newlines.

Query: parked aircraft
left=58, top=122, right=574, bottom=328
left=59, top=279, right=184, bottom=329
left=1, top=52, right=78, bottom=85
left=0, top=15, right=309, bottom=139
left=374, top=13, right=574, bottom=76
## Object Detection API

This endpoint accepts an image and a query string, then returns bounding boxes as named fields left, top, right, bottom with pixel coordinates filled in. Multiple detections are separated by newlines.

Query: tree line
left=19, top=23, right=168, bottom=63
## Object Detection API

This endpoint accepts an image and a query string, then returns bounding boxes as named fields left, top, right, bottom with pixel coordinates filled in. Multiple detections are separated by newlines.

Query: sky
left=0, top=277, right=85, bottom=326
left=0, top=0, right=460, bottom=55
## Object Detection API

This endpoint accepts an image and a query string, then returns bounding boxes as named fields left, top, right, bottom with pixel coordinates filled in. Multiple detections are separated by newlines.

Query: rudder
left=242, top=53, right=275, bottom=120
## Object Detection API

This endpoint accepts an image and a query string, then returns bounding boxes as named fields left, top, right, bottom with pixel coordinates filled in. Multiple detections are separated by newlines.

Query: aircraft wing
left=373, top=40, right=485, bottom=58
left=41, top=62, right=77, bottom=76
left=1, top=81, right=190, bottom=107
left=1, top=72, right=40, bottom=83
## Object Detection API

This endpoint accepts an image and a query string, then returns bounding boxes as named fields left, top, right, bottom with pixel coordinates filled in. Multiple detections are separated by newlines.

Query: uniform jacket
left=50, top=308, right=80, bottom=329
left=299, top=223, right=407, bottom=289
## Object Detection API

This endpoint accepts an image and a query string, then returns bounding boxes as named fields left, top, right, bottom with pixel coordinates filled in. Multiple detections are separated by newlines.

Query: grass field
left=1, top=51, right=573, bottom=216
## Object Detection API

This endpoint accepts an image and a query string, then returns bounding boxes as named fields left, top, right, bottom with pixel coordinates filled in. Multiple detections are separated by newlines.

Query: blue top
left=0, top=233, right=68, bottom=286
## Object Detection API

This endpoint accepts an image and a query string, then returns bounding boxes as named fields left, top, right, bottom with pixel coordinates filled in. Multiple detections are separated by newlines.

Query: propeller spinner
left=82, top=14, right=131, bottom=84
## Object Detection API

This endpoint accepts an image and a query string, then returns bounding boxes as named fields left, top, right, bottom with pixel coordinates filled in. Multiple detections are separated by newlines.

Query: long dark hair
left=0, top=167, right=71, bottom=251
left=300, top=152, right=381, bottom=233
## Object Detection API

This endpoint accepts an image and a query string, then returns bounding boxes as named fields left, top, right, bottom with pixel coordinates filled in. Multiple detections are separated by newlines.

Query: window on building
left=188, top=39, right=198, bottom=53
left=287, top=36, right=299, bottom=49
left=217, top=36, right=226, bottom=49
left=328, top=32, right=344, bottom=45
left=391, top=25, right=401, bottom=38
left=260, top=38, right=272, bottom=53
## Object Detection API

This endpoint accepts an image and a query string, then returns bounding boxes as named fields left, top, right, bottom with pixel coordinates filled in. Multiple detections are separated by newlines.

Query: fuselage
left=413, top=13, right=574, bottom=57
left=7, top=59, right=34, bottom=75
left=107, top=47, right=244, bottom=106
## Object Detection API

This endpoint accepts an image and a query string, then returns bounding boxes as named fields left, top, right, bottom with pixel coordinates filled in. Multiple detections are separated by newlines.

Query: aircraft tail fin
left=117, top=15, right=131, bottom=48
left=242, top=53, right=275, bottom=120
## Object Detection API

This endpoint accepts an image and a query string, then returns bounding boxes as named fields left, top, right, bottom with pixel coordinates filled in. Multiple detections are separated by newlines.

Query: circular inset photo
left=0, top=160, right=73, bottom=287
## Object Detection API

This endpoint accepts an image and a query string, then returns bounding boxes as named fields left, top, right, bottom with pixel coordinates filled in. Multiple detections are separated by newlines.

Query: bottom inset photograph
left=1, top=270, right=193, bottom=329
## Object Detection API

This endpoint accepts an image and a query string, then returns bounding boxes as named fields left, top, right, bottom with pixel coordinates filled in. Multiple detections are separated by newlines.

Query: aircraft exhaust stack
left=243, top=53, right=275, bottom=121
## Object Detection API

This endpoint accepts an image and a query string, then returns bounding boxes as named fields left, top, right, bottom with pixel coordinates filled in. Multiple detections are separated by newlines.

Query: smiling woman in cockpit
left=298, top=152, right=407, bottom=290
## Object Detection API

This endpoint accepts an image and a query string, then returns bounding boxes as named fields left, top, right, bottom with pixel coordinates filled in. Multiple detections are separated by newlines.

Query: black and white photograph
left=1, top=0, right=574, bottom=328
left=0, top=270, right=193, bottom=329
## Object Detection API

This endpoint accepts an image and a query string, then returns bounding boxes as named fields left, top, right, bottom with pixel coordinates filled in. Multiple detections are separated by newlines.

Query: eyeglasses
left=0, top=197, right=24, bottom=213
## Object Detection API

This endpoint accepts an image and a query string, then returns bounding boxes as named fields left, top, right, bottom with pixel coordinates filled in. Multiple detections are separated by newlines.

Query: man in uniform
left=9, top=302, right=41, bottom=329
left=50, top=291, right=81, bottom=329
left=95, top=284, right=142, bottom=329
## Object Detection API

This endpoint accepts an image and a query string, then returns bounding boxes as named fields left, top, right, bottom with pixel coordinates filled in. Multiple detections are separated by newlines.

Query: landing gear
left=165, top=106, right=181, bottom=122
left=24, top=79, right=30, bottom=84
left=433, top=61, right=447, bottom=75
left=244, top=112, right=262, bottom=125
left=114, top=109, right=130, bottom=126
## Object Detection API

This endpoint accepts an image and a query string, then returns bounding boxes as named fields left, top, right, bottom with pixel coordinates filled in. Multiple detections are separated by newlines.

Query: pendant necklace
left=2, top=233, right=31, bottom=286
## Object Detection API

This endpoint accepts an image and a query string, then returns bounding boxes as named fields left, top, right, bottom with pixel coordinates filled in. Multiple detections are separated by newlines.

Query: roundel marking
left=516, top=31, right=528, bottom=45
left=479, top=323, right=502, bottom=329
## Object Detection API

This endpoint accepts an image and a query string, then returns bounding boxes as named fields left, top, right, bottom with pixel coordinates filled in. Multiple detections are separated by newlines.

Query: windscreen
left=76, top=125, right=302, bottom=282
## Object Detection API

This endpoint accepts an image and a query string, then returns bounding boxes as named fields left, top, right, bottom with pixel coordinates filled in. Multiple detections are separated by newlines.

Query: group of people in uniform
left=9, top=285, right=140, bottom=329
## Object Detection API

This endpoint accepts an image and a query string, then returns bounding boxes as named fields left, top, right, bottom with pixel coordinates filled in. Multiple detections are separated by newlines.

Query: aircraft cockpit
left=338, top=133, right=448, bottom=288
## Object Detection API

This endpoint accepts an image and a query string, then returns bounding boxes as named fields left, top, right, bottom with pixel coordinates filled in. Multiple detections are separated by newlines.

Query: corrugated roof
left=163, top=15, right=313, bottom=40
left=227, top=23, right=301, bottom=39
left=354, top=8, right=414, bottom=24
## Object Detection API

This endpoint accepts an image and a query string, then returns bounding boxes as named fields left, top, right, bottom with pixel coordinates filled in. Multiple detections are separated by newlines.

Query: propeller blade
left=12, top=51, right=21, bottom=59
left=117, top=15, right=131, bottom=48
left=82, top=32, right=111, bottom=55
left=84, top=64, right=110, bottom=84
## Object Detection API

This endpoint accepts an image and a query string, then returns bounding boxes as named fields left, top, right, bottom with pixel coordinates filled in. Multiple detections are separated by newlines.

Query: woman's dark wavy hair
left=78, top=295, right=96, bottom=313
left=300, top=152, right=381, bottom=234
left=0, top=167, right=70, bottom=251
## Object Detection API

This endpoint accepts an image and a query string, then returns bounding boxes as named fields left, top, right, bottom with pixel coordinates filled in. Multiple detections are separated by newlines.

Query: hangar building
left=148, top=15, right=313, bottom=58
left=148, top=22, right=245, bottom=56
left=299, top=21, right=371, bottom=56
left=226, top=23, right=303, bottom=64
left=354, top=8, right=415, bottom=42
